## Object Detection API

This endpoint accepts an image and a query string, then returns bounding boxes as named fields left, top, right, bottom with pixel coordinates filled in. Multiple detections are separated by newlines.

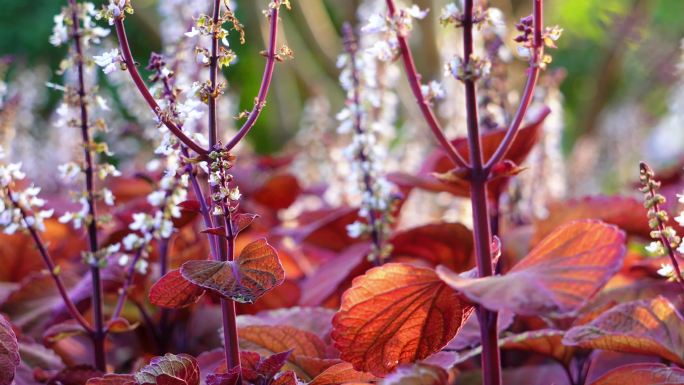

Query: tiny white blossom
left=346, top=221, right=365, bottom=238
left=93, top=49, right=121, bottom=75
left=645, top=241, right=664, bottom=255
left=122, top=233, right=142, bottom=250
left=101, top=188, right=115, bottom=206
left=185, top=27, right=201, bottom=37
left=228, top=187, right=241, bottom=201
left=362, top=14, right=388, bottom=34
left=118, top=254, right=130, bottom=266
left=147, top=190, right=166, bottom=206
left=657, top=263, right=675, bottom=278
left=406, top=5, right=429, bottom=19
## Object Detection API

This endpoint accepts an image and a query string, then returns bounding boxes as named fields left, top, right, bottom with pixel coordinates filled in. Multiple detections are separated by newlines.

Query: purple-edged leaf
left=181, top=239, right=284, bottom=304
left=45, top=365, right=103, bottom=385
left=437, top=220, right=626, bottom=317
left=0, top=316, right=20, bottom=385
left=233, top=213, right=259, bottom=235
left=134, top=353, right=200, bottom=385
left=86, top=374, right=136, bottom=385
left=589, top=363, right=684, bottom=385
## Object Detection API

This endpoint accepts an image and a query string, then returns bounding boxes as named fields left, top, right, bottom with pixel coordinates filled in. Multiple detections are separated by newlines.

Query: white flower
left=645, top=241, right=664, bottom=255
left=184, top=27, right=201, bottom=37
left=93, top=49, right=121, bottom=75
left=362, top=14, right=388, bottom=34
left=101, top=188, right=115, bottom=206
left=130, top=212, right=151, bottom=232
left=118, top=254, right=130, bottom=266
left=0, top=162, right=26, bottom=186
left=228, top=187, right=241, bottom=201
left=675, top=212, right=684, bottom=227
left=678, top=193, right=684, bottom=204
left=122, top=233, right=142, bottom=250
left=421, top=81, right=445, bottom=101
left=97, top=164, right=121, bottom=180
left=406, top=5, right=429, bottom=19
left=346, top=221, right=365, bottom=238
left=657, top=263, right=675, bottom=278
left=441, top=3, right=460, bottom=20
left=517, top=46, right=532, bottom=60
left=135, top=259, right=149, bottom=274
left=147, top=190, right=166, bottom=207
left=49, top=13, right=68, bottom=47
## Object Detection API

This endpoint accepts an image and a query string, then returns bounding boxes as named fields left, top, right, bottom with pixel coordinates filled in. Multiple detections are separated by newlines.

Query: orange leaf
left=389, top=223, right=474, bottom=272
left=43, top=320, right=87, bottom=344
left=437, top=220, right=626, bottom=316
left=309, top=363, right=376, bottom=385
left=149, top=269, right=205, bottom=309
left=532, top=196, right=650, bottom=244
left=252, top=174, right=301, bottom=210
left=563, top=296, right=684, bottom=365
left=589, top=363, right=684, bottom=385
left=331, top=263, right=475, bottom=376
left=238, top=325, right=337, bottom=381
left=181, top=239, right=284, bottom=303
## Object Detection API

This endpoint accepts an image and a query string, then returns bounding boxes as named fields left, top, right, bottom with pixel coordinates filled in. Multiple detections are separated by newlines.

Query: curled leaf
left=149, top=269, right=205, bottom=309
left=181, top=239, right=285, bottom=304
left=310, top=362, right=377, bottom=385
left=437, top=220, right=626, bottom=316
left=563, top=296, right=684, bottom=366
left=331, top=263, right=474, bottom=376
left=379, top=364, right=448, bottom=385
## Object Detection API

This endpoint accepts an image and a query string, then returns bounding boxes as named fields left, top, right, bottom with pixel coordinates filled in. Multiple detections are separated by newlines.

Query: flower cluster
left=338, top=26, right=398, bottom=263
left=361, top=5, right=428, bottom=62
left=50, top=2, right=110, bottom=47
left=208, top=149, right=240, bottom=217
left=514, top=15, right=563, bottom=69
left=187, top=7, right=243, bottom=69
left=439, top=2, right=492, bottom=29
left=97, top=0, right=134, bottom=25
left=0, top=153, right=53, bottom=234
left=639, top=163, right=684, bottom=283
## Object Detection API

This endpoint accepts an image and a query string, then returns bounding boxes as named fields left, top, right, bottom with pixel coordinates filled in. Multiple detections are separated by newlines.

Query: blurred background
left=1, top=0, right=684, bottom=199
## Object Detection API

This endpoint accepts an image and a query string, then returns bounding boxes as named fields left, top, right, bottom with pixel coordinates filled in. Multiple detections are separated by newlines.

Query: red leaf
left=0, top=316, right=19, bottom=385
left=149, top=269, right=205, bottom=309
left=232, top=213, right=259, bottom=235
left=272, top=371, right=298, bottom=385
left=563, top=296, right=684, bottom=365
left=589, top=363, right=684, bottom=385
left=388, top=223, right=474, bottom=271
left=181, top=239, right=285, bottom=303
left=238, top=325, right=337, bottom=381
left=532, top=196, right=650, bottom=244
left=279, top=207, right=360, bottom=252
left=309, top=362, right=376, bottom=385
left=134, top=353, right=200, bottom=385
left=236, top=307, right=335, bottom=342
left=43, top=320, right=87, bottom=344
left=106, top=317, right=138, bottom=334
left=252, top=174, right=301, bottom=210
left=177, top=200, right=201, bottom=213
left=86, top=374, right=136, bottom=385
left=437, top=220, right=626, bottom=316
left=201, top=227, right=227, bottom=237
left=46, top=365, right=103, bottom=385
left=331, top=263, right=475, bottom=376
left=206, top=368, right=240, bottom=385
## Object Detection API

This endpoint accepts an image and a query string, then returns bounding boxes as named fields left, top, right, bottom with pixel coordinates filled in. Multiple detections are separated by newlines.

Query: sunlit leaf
left=238, top=325, right=338, bottom=381
left=331, top=263, right=475, bottom=376
left=149, top=269, right=205, bottom=309
left=563, top=296, right=684, bottom=365
left=437, top=220, right=626, bottom=316
left=181, top=239, right=284, bottom=303
left=388, top=223, right=474, bottom=272
left=310, top=362, right=376, bottom=385
left=589, top=363, right=684, bottom=385
left=237, top=307, right=336, bottom=341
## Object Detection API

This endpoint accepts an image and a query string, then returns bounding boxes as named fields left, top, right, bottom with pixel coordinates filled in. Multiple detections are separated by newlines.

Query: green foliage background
left=1, top=0, right=683, bottom=155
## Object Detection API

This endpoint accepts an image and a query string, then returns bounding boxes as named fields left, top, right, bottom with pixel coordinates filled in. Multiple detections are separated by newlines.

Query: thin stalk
left=5, top=186, right=93, bottom=333
left=112, top=18, right=208, bottom=156
left=207, top=0, right=241, bottom=376
left=224, top=5, right=280, bottom=151
left=68, top=0, right=106, bottom=370
left=461, top=0, right=500, bottom=383
left=385, top=0, right=469, bottom=170
left=342, top=24, right=384, bottom=266
left=485, top=0, right=543, bottom=172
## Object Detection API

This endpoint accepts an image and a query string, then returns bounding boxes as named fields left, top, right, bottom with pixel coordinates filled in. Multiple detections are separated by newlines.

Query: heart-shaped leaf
left=331, top=263, right=475, bottom=376
left=437, top=220, right=626, bottom=317
left=563, top=296, right=684, bottom=365
left=149, top=269, right=205, bottom=309
left=134, top=353, right=200, bottom=385
left=589, top=363, right=684, bottom=385
left=181, top=239, right=284, bottom=304
left=0, top=316, right=19, bottom=385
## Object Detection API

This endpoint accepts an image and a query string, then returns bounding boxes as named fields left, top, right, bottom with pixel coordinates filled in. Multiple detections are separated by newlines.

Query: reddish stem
left=68, top=0, right=106, bottom=370
left=224, top=5, right=280, bottom=151
left=484, top=0, right=543, bottom=171
left=5, top=186, right=93, bottom=333
left=385, top=0, right=469, bottom=170
left=113, top=18, right=208, bottom=156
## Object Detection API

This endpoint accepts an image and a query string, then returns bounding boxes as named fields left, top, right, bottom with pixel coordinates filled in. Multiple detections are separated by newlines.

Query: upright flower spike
left=639, top=162, right=684, bottom=289
left=338, top=24, right=398, bottom=265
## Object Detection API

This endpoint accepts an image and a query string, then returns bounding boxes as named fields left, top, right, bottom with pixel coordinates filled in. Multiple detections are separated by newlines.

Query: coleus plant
left=1, top=1, right=684, bottom=385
